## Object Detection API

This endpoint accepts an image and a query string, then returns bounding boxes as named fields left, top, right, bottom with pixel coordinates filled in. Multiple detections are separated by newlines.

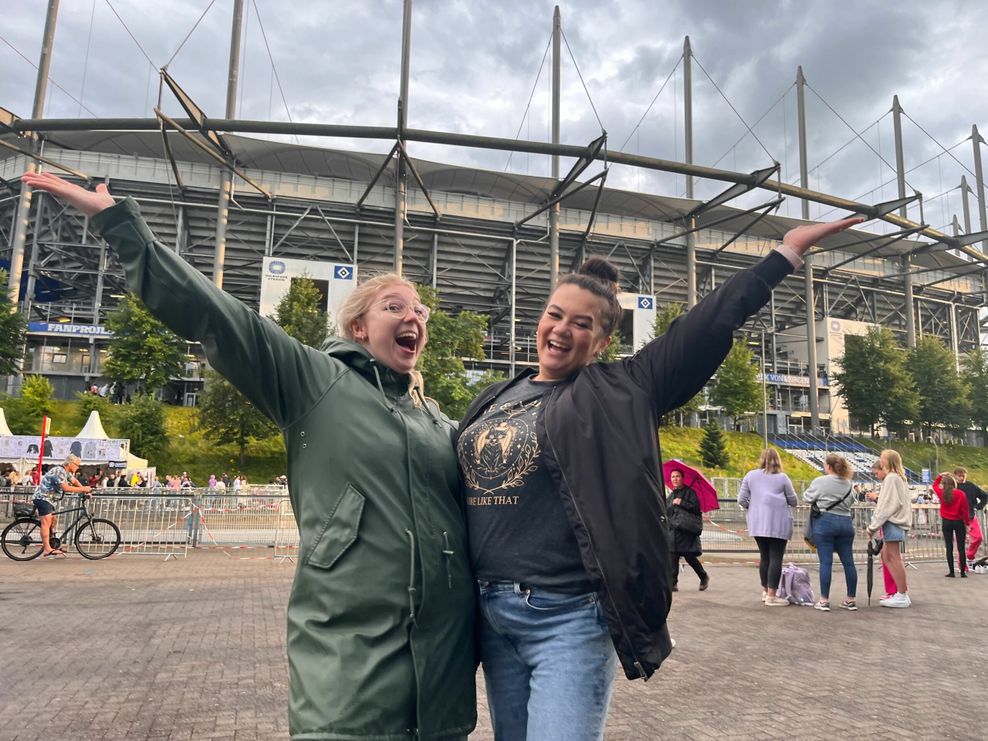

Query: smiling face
left=534, top=284, right=612, bottom=381
left=350, top=283, right=428, bottom=375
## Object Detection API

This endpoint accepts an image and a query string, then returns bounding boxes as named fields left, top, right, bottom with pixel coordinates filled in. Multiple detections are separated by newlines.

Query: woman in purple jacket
left=739, top=448, right=797, bottom=606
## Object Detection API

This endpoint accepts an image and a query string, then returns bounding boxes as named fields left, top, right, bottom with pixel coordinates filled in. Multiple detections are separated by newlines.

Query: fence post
left=190, top=495, right=201, bottom=547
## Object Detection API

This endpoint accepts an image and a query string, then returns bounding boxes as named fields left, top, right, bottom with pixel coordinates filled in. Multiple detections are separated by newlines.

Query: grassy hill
left=5, top=397, right=987, bottom=487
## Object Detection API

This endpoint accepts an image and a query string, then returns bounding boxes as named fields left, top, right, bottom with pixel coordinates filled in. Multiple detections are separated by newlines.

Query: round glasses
left=378, top=299, right=431, bottom=322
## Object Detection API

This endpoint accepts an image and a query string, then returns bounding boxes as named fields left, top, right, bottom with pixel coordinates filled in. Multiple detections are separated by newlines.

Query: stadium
left=2, top=3, right=986, bottom=449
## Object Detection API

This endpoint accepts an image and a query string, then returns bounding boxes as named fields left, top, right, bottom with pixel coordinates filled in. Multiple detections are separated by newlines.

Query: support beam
left=974, top=125, right=988, bottom=253
left=8, top=0, right=58, bottom=306
left=796, top=65, right=819, bottom=430
left=684, top=36, right=696, bottom=307
left=549, top=6, right=561, bottom=288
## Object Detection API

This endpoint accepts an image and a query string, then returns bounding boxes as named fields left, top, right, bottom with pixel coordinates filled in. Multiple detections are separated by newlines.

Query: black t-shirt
left=456, top=378, right=592, bottom=593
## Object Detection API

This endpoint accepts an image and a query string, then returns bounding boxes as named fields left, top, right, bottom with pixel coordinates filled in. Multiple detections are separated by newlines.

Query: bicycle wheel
left=74, top=518, right=121, bottom=560
left=1, top=518, right=43, bottom=561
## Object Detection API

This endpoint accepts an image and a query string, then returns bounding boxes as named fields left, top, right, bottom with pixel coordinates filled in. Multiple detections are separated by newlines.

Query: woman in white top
left=866, top=449, right=912, bottom=608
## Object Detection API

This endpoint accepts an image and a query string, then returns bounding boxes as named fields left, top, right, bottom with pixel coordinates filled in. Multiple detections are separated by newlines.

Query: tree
left=699, top=419, right=729, bottom=469
left=104, top=293, right=186, bottom=396
left=707, top=340, right=761, bottom=431
left=4, top=375, right=55, bottom=434
left=416, top=286, right=503, bottom=420
left=832, top=327, right=918, bottom=436
left=0, top=270, right=25, bottom=375
left=271, top=274, right=331, bottom=347
left=117, top=394, right=169, bottom=461
left=961, top=347, right=988, bottom=442
left=198, top=368, right=277, bottom=469
left=907, top=336, right=970, bottom=435
left=653, top=303, right=702, bottom=426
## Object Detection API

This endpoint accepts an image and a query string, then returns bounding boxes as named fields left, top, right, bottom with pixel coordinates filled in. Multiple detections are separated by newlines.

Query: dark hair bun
left=578, top=256, right=620, bottom=289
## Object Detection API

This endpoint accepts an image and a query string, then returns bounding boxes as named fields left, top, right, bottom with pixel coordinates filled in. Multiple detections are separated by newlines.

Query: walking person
left=739, top=448, right=798, bottom=607
left=667, top=468, right=709, bottom=592
left=32, top=453, right=92, bottom=558
left=866, top=449, right=913, bottom=608
left=454, top=214, right=861, bottom=740
left=952, top=467, right=987, bottom=567
left=933, top=472, right=970, bottom=577
left=23, top=172, right=477, bottom=741
left=802, top=454, right=857, bottom=611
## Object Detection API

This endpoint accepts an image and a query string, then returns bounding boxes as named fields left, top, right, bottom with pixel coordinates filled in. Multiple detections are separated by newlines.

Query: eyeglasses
left=377, top=298, right=430, bottom=322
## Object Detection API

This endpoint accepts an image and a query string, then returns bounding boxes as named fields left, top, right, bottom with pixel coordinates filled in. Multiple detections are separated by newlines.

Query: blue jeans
left=478, top=581, right=618, bottom=741
left=813, top=512, right=858, bottom=600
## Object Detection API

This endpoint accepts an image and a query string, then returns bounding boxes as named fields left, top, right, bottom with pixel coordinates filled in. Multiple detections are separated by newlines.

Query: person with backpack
left=738, top=448, right=798, bottom=607
left=802, top=454, right=858, bottom=611
left=932, top=472, right=970, bottom=577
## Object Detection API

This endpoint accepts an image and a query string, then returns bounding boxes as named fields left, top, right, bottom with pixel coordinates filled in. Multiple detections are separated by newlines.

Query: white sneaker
left=765, top=596, right=790, bottom=606
left=880, top=592, right=911, bottom=608
left=761, top=590, right=767, bottom=603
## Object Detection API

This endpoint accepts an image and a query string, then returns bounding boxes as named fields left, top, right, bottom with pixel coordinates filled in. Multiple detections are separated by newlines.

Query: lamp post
left=760, top=330, right=769, bottom=449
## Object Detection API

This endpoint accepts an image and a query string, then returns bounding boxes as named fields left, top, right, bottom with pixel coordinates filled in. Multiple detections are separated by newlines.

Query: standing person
left=23, top=172, right=476, bottom=741
left=454, top=214, right=861, bottom=740
left=32, top=453, right=92, bottom=558
left=933, top=472, right=970, bottom=577
left=866, top=459, right=898, bottom=599
left=953, top=467, right=987, bottom=567
left=666, top=468, right=709, bottom=592
left=802, top=454, right=857, bottom=611
left=738, top=448, right=798, bottom=607
left=866, top=449, right=913, bottom=608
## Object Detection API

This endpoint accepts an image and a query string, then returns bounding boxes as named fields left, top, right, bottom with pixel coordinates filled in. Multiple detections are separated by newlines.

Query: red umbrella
left=662, top=460, right=720, bottom=512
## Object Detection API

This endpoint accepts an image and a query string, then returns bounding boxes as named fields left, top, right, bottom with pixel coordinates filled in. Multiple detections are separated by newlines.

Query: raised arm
left=21, top=172, right=333, bottom=428
left=624, top=216, right=862, bottom=416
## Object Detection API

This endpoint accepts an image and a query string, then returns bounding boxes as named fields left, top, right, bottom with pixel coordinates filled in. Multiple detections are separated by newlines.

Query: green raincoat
left=92, top=199, right=477, bottom=740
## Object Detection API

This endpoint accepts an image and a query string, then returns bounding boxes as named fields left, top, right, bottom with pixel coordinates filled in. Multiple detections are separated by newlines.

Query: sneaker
left=765, top=596, right=790, bottom=607
left=961, top=571, right=968, bottom=578
left=945, top=572, right=956, bottom=578
left=761, top=590, right=767, bottom=603
left=880, top=593, right=911, bottom=608
left=699, top=575, right=710, bottom=591
left=814, top=601, right=830, bottom=611
left=839, top=600, right=858, bottom=611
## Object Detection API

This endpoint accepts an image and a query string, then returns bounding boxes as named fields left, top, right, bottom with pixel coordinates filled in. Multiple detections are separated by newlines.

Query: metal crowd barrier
left=4, top=486, right=988, bottom=567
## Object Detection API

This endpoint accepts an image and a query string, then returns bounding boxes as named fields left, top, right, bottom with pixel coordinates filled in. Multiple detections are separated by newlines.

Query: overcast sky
left=4, top=0, right=988, bottom=230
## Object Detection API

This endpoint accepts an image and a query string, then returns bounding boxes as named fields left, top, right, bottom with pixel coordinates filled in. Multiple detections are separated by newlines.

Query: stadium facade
left=2, top=3, right=986, bottom=439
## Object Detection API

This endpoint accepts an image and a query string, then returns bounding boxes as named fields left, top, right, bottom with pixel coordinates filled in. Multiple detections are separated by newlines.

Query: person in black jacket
left=454, top=215, right=861, bottom=741
left=667, top=468, right=709, bottom=592
left=954, top=466, right=988, bottom=565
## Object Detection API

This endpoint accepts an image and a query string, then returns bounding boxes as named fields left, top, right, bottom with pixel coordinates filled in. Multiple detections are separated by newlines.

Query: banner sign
left=27, top=322, right=113, bottom=338
left=0, top=435, right=129, bottom=463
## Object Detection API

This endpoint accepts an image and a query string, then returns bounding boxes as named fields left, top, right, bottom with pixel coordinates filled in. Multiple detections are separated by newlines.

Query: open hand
left=20, top=171, right=114, bottom=217
left=783, top=216, right=865, bottom=257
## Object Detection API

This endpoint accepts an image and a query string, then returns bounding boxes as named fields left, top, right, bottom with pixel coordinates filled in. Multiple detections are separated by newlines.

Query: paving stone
left=1, top=552, right=985, bottom=739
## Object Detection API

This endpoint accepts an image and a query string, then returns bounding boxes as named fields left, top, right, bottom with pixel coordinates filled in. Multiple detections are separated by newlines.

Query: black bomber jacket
left=456, top=251, right=794, bottom=680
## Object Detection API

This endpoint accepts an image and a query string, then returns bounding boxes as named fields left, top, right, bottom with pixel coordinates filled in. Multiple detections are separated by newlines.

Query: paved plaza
left=1, top=550, right=986, bottom=740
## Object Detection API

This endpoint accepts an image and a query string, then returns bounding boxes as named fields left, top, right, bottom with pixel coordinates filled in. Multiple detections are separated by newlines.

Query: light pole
left=760, top=330, right=769, bottom=449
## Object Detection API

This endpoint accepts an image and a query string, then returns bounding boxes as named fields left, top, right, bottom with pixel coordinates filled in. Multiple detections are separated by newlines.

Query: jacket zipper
left=542, top=385, right=648, bottom=679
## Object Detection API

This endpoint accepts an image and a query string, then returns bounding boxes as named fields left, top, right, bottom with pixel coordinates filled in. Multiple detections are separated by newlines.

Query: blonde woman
left=22, top=172, right=477, bottom=741
left=867, top=449, right=912, bottom=608
left=739, top=449, right=797, bottom=606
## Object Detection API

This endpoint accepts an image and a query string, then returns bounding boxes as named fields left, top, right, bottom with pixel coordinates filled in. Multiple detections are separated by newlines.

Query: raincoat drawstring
left=404, top=528, right=417, bottom=624
left=441, top=530, right=454, bottom=589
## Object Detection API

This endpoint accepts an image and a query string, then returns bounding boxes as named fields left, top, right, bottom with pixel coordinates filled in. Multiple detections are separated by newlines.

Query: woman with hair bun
left=802, top=453, right=857, bottom=611
left=933, top=472, right=970, bottom=577
left=455, top=215, right=861, bottom=740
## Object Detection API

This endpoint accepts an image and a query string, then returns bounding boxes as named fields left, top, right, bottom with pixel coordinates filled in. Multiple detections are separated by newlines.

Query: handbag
left=669, top=505, right=703, bottom=536
left=804, top=484, right=853, bottom=549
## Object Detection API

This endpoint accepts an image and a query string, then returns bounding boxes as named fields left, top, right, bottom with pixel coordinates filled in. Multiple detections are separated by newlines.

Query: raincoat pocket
left=305, top=484, right=365, bottom=570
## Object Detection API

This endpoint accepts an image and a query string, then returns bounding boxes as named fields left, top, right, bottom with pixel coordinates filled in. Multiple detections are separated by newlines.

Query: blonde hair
left=880, top=449, right=906, bottom=479
left=953, top=466, right=968, bottom=477
left=758, top=448, right=783, bottom=474
left=825, top=453, right=852, bottom=480
left=335, top=273, right=419, bottom=340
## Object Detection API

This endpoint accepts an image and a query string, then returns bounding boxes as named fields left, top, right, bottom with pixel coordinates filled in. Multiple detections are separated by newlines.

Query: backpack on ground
left=776, top=562, right=815, bottom=605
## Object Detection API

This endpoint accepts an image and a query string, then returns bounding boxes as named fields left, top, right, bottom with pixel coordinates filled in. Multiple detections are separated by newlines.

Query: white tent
left=74, top=411, right=147, bottom=470
left=0, top=407, right=13, bottom=437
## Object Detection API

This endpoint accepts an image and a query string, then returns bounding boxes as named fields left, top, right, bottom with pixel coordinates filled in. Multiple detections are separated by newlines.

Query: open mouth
left=546, top=339, right=570, bottom=353
left=395, top=331, right=419, bottom=353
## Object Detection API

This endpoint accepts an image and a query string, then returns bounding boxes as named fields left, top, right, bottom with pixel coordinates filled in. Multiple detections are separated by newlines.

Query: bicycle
left=2, top=494, right=121, bottom=561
